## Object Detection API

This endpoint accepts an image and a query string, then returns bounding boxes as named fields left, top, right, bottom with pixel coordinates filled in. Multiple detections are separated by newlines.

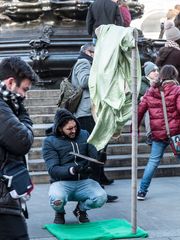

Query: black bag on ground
left=1, top=161, right=33, bottom=198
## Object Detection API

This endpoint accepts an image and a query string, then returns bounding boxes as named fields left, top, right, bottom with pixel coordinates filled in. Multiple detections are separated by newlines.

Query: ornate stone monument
left=0, top=0, right=164, bottom=87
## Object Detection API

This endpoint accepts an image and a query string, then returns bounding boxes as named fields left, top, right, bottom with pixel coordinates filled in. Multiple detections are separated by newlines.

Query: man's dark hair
left=0, top=56, right=39, bottom=86
left=159, top=64, right=179, bottom=83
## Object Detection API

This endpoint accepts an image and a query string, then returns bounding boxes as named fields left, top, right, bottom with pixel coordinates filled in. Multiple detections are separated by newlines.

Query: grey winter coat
left=71, top=58, right=92, bottom=118
left=0, top=95, right=34, bottom=216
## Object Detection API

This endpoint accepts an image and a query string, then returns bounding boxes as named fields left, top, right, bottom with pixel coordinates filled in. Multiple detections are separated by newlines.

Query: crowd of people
left=0, top=1, right=180, bottom=239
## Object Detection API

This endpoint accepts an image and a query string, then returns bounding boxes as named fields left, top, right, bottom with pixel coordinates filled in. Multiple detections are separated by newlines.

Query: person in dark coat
left=86, top=0, right=124, bottom=44
left=42, top=108, right=107, bottom=224
left=0, top=56, right=38, bottom=240
left=137, top=65, right=180, bottom=201
left=156, top=20, right=180, bottom=82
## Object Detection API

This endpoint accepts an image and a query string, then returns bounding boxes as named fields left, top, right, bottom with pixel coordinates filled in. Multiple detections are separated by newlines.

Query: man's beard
left=62, top=132, right=76, bottom=139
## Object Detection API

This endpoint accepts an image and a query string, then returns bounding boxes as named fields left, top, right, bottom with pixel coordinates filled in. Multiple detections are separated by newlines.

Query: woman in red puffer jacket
left=137, top=65, right=180, bottom=201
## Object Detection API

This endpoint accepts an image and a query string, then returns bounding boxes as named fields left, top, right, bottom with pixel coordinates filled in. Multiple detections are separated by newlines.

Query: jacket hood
left=46, top=108, right=80, bottom=137
left=149, top=81, right=178, bottom=99
left=156, top=47, right=175, bottom=66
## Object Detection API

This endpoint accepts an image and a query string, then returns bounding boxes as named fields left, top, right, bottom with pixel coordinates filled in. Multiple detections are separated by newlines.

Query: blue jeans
left=139, top=140, right=169, bottom=194
left=49, top=179, right=107, bottom=213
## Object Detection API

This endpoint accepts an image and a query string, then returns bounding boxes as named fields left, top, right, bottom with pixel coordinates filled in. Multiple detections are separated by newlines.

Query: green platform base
left=44, top=218, right=148, bottom=240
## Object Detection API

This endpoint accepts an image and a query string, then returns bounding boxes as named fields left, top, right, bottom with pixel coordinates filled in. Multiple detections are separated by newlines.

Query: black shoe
left=53, top=212, right=65, bottom=224
left=73, top=205, right=90, bottom=223
left=137, top=191, right=146, bottom=201
left=107, top=194, right=118, bottom=203
left=100, top=178, right=114, bottom=185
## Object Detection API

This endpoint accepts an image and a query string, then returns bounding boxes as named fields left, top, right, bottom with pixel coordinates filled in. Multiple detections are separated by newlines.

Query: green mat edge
left=44, top=218, right=148, bottom=240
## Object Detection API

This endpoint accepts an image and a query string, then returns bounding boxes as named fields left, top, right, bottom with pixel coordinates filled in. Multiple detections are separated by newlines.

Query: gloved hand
left=69, top=164, right=92, bottom=175
left=18, top=102, right=33, bottom=127
left=73, top=164, right=85, bottom=174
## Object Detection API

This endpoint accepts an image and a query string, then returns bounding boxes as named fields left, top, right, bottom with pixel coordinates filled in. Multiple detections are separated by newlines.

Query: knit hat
left=144, top=61, right=158, bottom=76
left=164, top=20, right=180, bottom=41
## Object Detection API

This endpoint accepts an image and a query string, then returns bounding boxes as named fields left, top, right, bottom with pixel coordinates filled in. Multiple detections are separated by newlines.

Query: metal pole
left=131, top=28, right=139, bottom=234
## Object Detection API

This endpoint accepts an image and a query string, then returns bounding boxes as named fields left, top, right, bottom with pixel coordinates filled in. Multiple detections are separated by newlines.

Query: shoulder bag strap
left=160, top=89, right=170, bottom=138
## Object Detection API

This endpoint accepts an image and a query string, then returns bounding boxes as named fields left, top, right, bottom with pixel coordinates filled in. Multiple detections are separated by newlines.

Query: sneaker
left=53, top=212, right=65, bottom=224
left=73, top=205, right=90, bottom=223
left=137, top=191, right=146, bottom=201
left=106, top=194, right=118, bottom=203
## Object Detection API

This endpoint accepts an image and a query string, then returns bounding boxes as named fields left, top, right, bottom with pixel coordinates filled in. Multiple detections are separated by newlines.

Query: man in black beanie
left=42, top=108, right=107, bottom=224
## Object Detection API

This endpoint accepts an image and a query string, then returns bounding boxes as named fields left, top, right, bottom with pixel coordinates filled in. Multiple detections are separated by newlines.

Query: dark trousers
left=0, top=214, right=29, bottom=240
left=77, top=116, right=108, bottom=182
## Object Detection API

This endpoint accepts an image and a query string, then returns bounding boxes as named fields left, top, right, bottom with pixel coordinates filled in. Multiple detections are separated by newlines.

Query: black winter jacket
left=0, top=95, right=34, bottom=216
left=42, top=109, right=98, bottom=182
left=86, top=0, right=124, bottom=37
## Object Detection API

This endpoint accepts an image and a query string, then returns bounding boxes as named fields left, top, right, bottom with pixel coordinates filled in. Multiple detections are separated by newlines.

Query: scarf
left=165, top=40, right=180, bottom=50
left=0, top=81, right=24, bottom=115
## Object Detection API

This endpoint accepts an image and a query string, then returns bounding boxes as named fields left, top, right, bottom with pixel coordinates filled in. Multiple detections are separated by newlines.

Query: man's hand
left=18, top=102, right=33, bottom=127
left=69, top=164, right=92, bottom=175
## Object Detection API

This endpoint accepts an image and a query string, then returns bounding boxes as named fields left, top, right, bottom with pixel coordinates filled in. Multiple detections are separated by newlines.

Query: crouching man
left=42, top=108, right=107, bottom=224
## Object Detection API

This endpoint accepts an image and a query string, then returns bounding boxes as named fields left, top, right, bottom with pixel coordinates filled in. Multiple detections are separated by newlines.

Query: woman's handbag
left=1, top=160, right=33, bottom=199
left=160, top=90, right=180, bottom=156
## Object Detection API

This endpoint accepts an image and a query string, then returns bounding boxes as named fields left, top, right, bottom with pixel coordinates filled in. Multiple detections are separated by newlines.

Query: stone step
left=32, top=121, right=134, bottom=137
left=29, top=143, right=156, bottom=160
left=106, top=152, right=176, bottom=167
left=27, top=89, right=59, bottom=98
left=30, top=164, right=180, bottom=184
left=30, top=142, right=172, bottom=160
left=31, top=114, right=54, bottom=124
left=33, top=124, right=52, bottom=137
left=28, top=159, right=47, bottom=172
left=30, top=171, right=50, bottom=184
left=25, top=98, right=58, bottom=106
left=28, top=106, right=58, bottom=115
left=28, top=151, right=176, bottom=173
left=105, top=164, right=180, bottom=180
left=107, top=143, right=172, bottom=155
left=32, top=133, right=147, bottom=148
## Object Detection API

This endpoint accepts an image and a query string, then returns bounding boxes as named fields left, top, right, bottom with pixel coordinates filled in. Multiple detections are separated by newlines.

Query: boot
left=53, top=212, right=65, bottom=224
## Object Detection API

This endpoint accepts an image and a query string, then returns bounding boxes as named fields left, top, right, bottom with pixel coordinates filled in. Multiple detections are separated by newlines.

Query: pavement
left=27, top=176, right=180, bottom=240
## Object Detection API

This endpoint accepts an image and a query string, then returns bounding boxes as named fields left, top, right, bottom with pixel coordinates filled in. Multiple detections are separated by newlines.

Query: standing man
left=42, top=108, right=107, bottom=224
left=72, top=43, right=118, bottom=202
left=86, top=0, right=124, bottom=44
left=0, top=56, right=38, bottom=239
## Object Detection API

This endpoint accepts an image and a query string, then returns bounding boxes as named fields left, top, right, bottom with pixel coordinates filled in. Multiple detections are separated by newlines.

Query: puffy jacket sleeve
left=74, top=60, right=90, bottom=89
left=87, top=143, right=98, bottom=159
left=42, top=138, right=75, bottom=180
left=0, top=100, right=33, bottom=156
left=138, top=94, right=148, bottom=127
left=177, top=93, right=180, bottom=113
